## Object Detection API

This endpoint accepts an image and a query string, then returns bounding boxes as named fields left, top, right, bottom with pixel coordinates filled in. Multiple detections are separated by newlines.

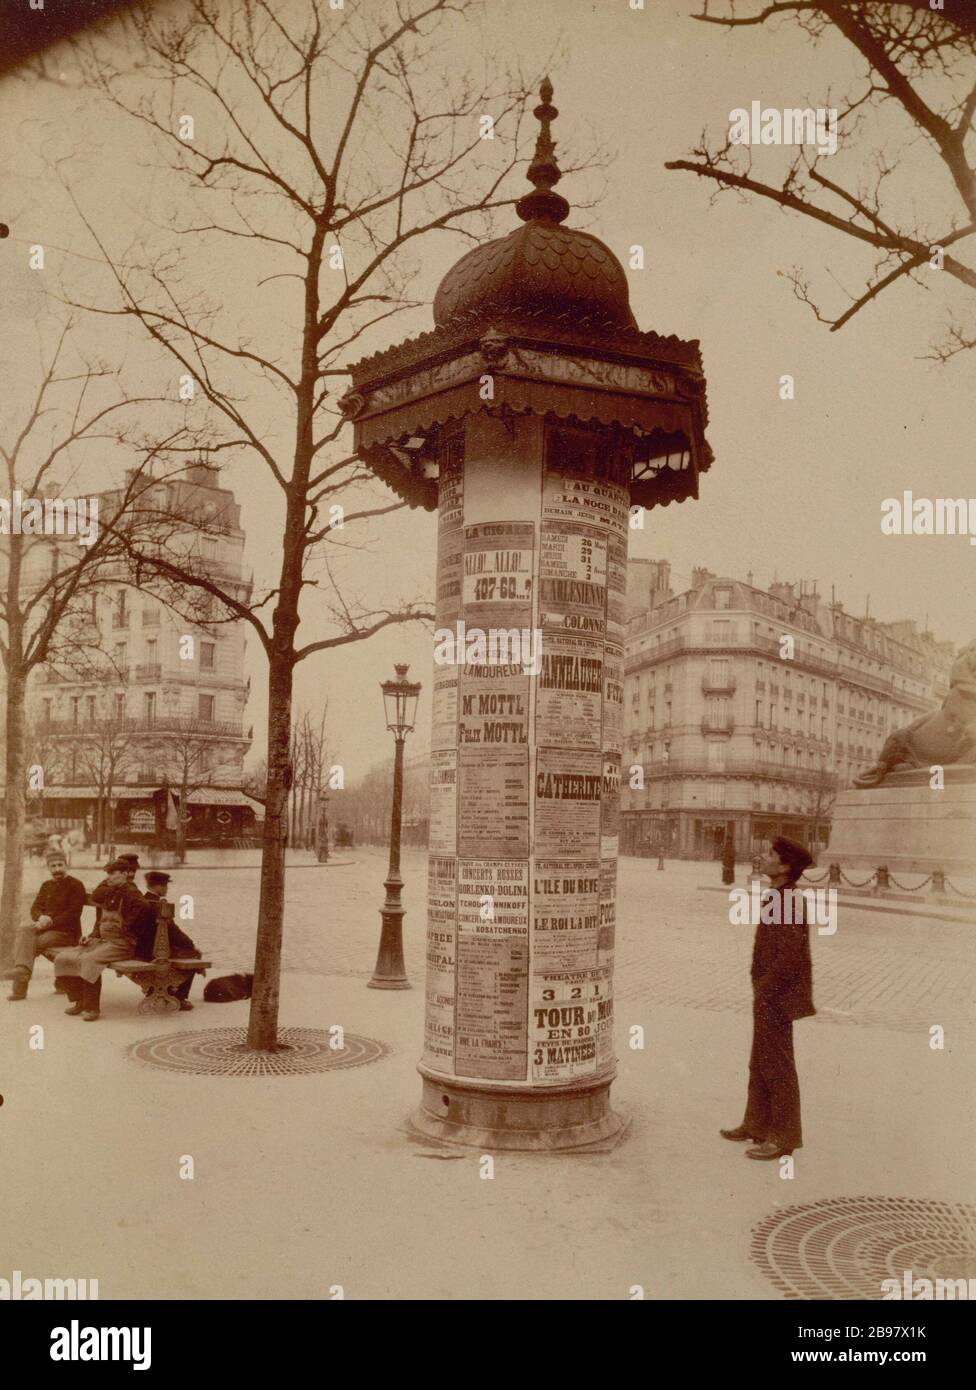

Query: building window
left=146, top=639, right=158, bottom=663
left=113, top=591, right=128, bottom=630
left=708, top=657, right=730, bottom=687
left=706, top=782, right=725, bottom=808
left=711, top=619, right=731, bottom=643
left=707, top=742, right=726, bottom=771
left=144, top=692, right=156, bottom=724
left=115, top=693, right=125, bottom=722
left=706, top=696, right=729, bottom=728
left=199, top=694, right=215, bottom=724
left=85, top=695, right=96, bottom=725
left=42, top=698, right=52, bottom=724
left=71, top=696, right=80, bottom=729
left=714, top=587, right=732, bottom=610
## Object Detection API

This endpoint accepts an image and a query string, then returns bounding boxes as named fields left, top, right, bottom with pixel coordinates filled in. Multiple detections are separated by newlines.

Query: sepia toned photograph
left=1, top=0, right=974, bottom=1353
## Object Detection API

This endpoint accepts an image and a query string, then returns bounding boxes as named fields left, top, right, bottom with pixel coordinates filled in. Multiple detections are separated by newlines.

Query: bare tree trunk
left=248, top=649, right=294, bottom=1050
left=298, top=772, right=308, bottom=849
left=0, top=668, right=28, bottom=969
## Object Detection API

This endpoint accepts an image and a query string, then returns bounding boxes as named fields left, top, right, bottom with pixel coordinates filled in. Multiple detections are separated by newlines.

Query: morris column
left=344, top=82, right=713, bottom=1150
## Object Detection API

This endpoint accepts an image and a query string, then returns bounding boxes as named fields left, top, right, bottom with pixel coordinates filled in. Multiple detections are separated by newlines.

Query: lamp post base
left=410, top=1071, right=626, bottom=1152
left=367, top=899, right=410, bottom=989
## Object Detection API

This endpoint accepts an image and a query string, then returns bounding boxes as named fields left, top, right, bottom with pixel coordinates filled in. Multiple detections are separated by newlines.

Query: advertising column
left=418, top=413, right=629, bottom=1145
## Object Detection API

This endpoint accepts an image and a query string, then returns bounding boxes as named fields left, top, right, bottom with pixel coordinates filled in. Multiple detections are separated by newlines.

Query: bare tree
left=807, top=762, right=839, bottom=849
left=0, top=322, right=180, bottom=966
left=667, top=2, right=976, bottom=356
left=341, top=752, right=430, bottom=848
left=75, top=717, right=140, bottom=860
left=66, top=0, right=583, bottom=1048
left=144, top=717, right=243, bottom=862
left=287, top=702, right=330, bottom=851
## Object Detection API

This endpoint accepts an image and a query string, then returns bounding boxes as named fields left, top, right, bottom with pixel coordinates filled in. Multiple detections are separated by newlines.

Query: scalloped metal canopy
left=344, top=80, right=713, bottom=512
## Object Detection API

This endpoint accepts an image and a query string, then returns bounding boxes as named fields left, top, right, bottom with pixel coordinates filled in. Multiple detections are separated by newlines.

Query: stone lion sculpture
left=853, top=641, right=976, bottom=787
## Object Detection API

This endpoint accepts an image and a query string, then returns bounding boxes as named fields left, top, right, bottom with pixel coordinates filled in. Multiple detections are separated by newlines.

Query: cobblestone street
left=3, top=849, right=974, bottom=1300
left=74, top=848, right=974, bottom=1037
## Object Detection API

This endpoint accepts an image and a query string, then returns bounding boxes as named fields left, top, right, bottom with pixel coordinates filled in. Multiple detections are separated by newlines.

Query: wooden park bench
left=111, top=900, right=212, bottom=1014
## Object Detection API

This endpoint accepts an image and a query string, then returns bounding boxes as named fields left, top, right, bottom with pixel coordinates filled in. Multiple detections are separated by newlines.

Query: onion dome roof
left=432, top=79, right=636, bottom=333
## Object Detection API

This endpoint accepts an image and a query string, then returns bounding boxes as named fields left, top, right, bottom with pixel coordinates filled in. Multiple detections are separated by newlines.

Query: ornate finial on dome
left=516, top=77, right=570, bottom=225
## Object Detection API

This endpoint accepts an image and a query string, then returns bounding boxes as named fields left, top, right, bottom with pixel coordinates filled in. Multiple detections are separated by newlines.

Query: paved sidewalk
left=1, top=852, right=973, bottom=1300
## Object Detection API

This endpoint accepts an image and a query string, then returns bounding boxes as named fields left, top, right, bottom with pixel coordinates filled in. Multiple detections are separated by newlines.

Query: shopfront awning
left=39, top=786, right=157, bottom=800
left=185, top=787, right=262, bottom=808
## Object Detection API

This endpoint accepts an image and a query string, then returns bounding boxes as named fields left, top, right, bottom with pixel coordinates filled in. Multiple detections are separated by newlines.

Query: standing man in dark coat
left=7, top=849, right=87, bottom=1001
left=721, top=836, right=816, bottom=1160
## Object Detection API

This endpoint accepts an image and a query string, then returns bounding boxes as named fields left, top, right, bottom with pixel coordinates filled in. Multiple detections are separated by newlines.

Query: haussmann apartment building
left=620, top=560, right=953, bottom=861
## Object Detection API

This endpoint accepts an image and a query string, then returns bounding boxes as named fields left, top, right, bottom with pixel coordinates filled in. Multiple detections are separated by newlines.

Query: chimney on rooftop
left=187, top=461, right=220, bottom=487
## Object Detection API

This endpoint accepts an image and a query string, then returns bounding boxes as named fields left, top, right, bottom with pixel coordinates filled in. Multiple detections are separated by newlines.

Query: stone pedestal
left=826, top=769, right=976, bottom=877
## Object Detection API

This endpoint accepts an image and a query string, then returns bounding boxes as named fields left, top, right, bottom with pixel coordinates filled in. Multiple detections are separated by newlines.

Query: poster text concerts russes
left=456, top=861, right=529, bottom=1080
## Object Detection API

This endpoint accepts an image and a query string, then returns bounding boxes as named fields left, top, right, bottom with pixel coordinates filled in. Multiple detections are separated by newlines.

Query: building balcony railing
left=626, top=632, right=941, bottom=709
left=701, top=717, right=735, bottom=734
left=637, top=756, right=838, bottom=788
left=34, top=716, right=248, bottom=739
left=38, top=666, right=129, bottom=686
left=128, top=716, right=246, bottom=737
left=702, top=676, right=736, bottom=694
left=134, top=663, right=162, bottom=681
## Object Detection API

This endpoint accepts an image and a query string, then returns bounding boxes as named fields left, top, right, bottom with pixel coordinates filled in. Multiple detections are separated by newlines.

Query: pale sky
left=3, top=0, right=973, bottom=784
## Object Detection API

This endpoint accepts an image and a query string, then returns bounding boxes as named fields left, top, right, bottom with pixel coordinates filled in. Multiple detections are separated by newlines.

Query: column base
left=410, top=1071, right=627, bottom=1152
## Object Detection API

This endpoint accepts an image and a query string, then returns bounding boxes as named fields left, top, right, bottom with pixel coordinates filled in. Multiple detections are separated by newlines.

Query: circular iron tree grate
left=128, top=1026, right=391, bottom=1077
left=751, top=1197, right=976, bottom=1300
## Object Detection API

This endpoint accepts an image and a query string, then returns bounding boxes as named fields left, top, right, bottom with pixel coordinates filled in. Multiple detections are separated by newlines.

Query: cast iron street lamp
left=369, top=663, right=421, bottom=989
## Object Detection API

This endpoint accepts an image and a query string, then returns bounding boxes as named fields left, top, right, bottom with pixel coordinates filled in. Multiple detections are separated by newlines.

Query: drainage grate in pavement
left=128, top=1027, right=391, bottom=1077
left=751, top=1196, right=976, bottom=1300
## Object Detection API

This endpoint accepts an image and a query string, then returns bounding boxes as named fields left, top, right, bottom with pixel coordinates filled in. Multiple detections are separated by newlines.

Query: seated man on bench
left=54, top=860, right=146, bottom=1021
left=135, top=871, right=202, bottom=1012
left=6, top=848, right=87, bottom=1002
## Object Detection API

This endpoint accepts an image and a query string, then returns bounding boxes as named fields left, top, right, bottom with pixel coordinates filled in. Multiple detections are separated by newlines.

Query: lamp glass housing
left=381, top=664, right=421, bottom=737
